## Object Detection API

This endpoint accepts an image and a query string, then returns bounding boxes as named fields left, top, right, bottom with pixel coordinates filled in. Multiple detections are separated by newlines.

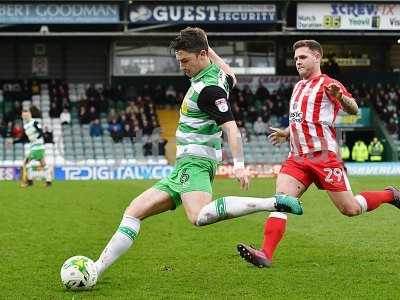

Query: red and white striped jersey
left=288, top=74, right=352, bottom=156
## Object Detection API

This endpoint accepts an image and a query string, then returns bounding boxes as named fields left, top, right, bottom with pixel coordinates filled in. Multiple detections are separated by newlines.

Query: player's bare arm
left=208, top=47, right=237, bottom=86
left=338, top=94, right=359, bottom=115
left=268, top=127, right=290, bottom=146
left=222, top=120, right=249, bottom=190
left=325, top=83, right=359, bottom=115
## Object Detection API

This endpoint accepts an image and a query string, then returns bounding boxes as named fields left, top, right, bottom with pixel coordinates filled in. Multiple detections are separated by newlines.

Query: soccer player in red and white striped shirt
left=237, top=40, right=400, bottom=268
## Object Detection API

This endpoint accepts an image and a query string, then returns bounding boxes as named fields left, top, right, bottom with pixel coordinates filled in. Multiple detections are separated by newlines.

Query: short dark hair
left=293, top=40, right=323, bottom=57
left=170, top=27, right=209, bottom=54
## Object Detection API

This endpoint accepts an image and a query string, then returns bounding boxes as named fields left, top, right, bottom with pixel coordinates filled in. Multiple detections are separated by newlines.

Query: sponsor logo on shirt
left=289, top=111, right=304, bottom=123
left=181, top=99, right=188, bottom=114
left=181, top=87, right=194, bottom=114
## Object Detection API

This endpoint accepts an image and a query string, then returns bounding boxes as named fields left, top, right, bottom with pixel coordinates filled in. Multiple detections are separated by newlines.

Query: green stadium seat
left=93, top=142, right=103, bottom=150
left=247, top=156, right=257, bottom=164
left=83, top=139, right=93, bottom=146
left=75, top=148, right=84, bottom=155
left=73, top=142, right=84, bottom=150
left=82, top=135, right=92, bottom=142
left=64, top=154, right=74, bottom=161
left=105, top=153, right=114, bottom=159
left=134, top=144, right=144, bottom=158
left=114, top=152, right=124, bottom=159
left=113, top=145, right=124, bottom=152
left=94, top=148, right=104, bottom=154
left=103, top=136, right=113, bottom=143
left=75, top=154, right=85, bottom=160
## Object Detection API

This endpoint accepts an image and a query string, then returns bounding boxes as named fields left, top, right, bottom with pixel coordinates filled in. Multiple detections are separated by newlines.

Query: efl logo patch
left=215, top=98, right=228, bottom=112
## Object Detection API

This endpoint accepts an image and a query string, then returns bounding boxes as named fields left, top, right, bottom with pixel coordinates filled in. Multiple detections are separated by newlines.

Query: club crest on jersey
left=215, top=98, right=228, bottom=112
left=180, top=169, right=190, bottom=185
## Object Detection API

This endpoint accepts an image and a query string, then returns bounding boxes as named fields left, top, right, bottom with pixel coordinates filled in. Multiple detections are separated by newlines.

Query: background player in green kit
left=10, top=106, right=52, bottom=187
left=91, top=27, right=303, bottom=281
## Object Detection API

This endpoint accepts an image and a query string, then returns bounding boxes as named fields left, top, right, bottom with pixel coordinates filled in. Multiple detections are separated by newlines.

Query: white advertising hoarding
left=297, top=3, right=400, bottom=30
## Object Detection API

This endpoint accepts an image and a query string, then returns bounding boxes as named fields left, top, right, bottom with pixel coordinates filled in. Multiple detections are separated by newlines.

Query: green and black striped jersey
left=176, top=63, right=233, bottom=162
left=23, top=118, right=45, bottom=152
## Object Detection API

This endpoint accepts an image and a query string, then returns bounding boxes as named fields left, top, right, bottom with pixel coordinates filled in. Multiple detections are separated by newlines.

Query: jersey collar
left=301, top=73, right=324, bottom=85
left=191, top=63, right=216, bottom=82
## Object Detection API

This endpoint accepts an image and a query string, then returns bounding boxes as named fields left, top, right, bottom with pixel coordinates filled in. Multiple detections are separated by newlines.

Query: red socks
left=262, top=214, right=287, bottom=260
left=359, top=191, right=393, bottom=211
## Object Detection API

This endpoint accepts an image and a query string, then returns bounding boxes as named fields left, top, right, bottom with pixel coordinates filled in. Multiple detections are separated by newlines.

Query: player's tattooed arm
left=338, top=94, right=359, bottom=115
left=324, top=83, right=359, bottom=115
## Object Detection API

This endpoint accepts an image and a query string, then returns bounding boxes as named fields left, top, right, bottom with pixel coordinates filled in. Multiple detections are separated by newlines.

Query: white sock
left=44, top=165, right=52, bottom=182
left=196, top=196, right=277, bottom=226
left=27, top=166, right=33, bottom=180
left=95, top=215, right=141, bottom=276
left=354, top=195, right=367, bottom=214
left=269, top=212, right=288, bottom=220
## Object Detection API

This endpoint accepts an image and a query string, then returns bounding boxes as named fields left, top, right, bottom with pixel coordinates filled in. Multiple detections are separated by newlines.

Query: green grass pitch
left=1, top=177, right=400, bottom=299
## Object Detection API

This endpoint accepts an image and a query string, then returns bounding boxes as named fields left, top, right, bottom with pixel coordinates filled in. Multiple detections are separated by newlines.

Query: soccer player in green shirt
left=92, top=27, right=303, bottom=280
left=14, top=106, right=52, bottom=187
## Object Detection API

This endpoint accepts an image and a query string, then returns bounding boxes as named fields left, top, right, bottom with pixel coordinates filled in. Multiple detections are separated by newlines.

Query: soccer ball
left=60, top=256, right=98, bottom=290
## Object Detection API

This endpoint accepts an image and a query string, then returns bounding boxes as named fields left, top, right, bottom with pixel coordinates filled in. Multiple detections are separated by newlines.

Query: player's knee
left=339, top=206, right=361, bottom=217
left=124, top=198, right=145, bottom=220
left=124, top=206, right=141, bottom=220
left=184, top=208, right=204, bottom=226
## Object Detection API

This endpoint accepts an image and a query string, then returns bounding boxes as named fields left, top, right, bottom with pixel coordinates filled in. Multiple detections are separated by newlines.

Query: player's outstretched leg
left=237, top=243, right=271, bottom=268
left=341, top=187, right=400, bottom=215
left=195, top=194, right=302, bottom=226
left=94, top=188, right=173, bottom=279
left=95, top=214, right=141, bottom=277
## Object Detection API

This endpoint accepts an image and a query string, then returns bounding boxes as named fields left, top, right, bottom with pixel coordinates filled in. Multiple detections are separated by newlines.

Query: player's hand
left=324, top=83, right=342, bottom=101
left=234, top=167, right=250, bottom=190
left=268, top=127, right=288, bottom=146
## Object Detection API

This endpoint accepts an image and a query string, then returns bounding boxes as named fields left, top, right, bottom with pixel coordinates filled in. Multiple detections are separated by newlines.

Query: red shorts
left=280, top=151, right=351, bottom=192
